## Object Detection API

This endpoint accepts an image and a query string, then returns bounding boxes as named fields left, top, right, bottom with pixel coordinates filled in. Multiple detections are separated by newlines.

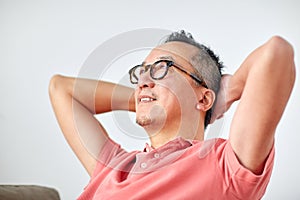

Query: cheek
left=160, top=91, right=180, bottom=109
left=159, top=76, right=198, bottom=108
left=157, top=87, right=184, bottom=118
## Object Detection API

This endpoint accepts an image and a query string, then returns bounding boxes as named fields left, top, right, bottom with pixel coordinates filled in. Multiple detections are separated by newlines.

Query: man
left=49, top=30, right=295, bottom=199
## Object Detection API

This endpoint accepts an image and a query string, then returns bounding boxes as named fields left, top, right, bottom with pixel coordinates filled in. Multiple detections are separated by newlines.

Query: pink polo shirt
left=78, top=137, right=274, bottom=200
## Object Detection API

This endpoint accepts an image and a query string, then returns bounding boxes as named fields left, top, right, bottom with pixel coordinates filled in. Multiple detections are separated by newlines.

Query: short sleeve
left=90, top=138, right=123, bottom=180
left=222, top=141, right=275, bottom=199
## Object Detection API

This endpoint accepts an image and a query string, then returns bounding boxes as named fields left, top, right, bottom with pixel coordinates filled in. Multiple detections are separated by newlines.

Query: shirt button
left=140, top=162, right=147, bottom=168
left=154, top=153, right=160, bottom=158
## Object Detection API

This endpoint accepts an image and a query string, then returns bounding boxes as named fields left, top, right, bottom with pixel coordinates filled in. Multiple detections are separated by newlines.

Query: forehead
left=144, top=41, right=200, bottom=64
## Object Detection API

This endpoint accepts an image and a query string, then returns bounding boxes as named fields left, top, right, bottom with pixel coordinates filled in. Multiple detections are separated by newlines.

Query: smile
left=138, top=95, right=157, bottom=103
left=140, top=97, right=156, bottom=102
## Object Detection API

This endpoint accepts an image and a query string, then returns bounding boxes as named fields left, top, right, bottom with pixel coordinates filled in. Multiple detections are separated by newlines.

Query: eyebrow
left=156, top=56, right=174, bottom=61
left=141, top=56, right=175, bottom=65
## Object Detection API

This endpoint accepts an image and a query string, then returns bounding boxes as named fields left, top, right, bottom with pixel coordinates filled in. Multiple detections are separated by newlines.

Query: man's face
left=134, top=42, right=203, bottom=135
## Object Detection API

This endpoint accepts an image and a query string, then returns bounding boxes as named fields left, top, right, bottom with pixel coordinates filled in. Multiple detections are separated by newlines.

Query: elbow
left=265, top=35, right=296, bottom=79
left=49, top=74, right=62, bottom=95
left=48, top=74, right=69, bottom=98
left=266, top=36, right=295, bottom=65
left=267, top=36, right=294, bottom=59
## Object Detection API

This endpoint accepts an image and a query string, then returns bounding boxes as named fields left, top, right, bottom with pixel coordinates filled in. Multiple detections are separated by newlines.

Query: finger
left=217, top=114, right=224, bottom=119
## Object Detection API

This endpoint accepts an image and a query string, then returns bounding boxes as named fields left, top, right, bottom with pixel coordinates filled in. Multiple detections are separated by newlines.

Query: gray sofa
left=0, top=185, right=60, bottom=200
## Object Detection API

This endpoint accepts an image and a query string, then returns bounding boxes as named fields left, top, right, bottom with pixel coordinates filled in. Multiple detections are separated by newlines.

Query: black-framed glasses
left=128, top=60, right=208, bottom=88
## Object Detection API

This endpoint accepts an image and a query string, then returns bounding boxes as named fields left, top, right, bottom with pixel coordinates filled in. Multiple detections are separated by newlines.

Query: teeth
left=140, top=97, right=154, bottom=102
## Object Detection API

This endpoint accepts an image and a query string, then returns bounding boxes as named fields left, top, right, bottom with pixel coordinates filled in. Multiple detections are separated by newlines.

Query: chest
left=95, top=148, right=223, bottom=199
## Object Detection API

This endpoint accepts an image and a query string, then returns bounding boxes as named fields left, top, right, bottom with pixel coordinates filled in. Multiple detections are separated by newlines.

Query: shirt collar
left=143, top=137, right=193, bottom=153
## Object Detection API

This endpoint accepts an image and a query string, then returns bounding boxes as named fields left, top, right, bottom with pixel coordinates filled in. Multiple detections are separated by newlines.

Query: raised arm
left=215, top=36, right=295, bottom=174
left=49, top=75, right=135, bottom=176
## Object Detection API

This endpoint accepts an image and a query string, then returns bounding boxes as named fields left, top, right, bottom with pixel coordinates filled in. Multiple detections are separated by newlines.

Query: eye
left=152, top=61, right=168, bottom=78
left=135, top=66, right=146, bottom=76
left=138, top=67, right=145, bottom=75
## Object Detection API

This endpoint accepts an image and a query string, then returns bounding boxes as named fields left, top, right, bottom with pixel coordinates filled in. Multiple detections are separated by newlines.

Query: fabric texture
left=78, top=137, right=274, bottom=200
left=0, top=185, right=60, bottom=200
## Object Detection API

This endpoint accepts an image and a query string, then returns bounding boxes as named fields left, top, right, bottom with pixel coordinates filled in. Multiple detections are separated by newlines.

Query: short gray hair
left=163, top=30, right=224, bottom=128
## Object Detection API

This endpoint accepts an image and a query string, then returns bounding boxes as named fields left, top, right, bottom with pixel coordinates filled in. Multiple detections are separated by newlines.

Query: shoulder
left=193, top=138, right=275, bottom=199
left=190, top=138, right=227, bottom=158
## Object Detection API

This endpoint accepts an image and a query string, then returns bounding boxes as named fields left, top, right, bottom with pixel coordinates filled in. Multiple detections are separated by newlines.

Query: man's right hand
left=210, top=74, right=232, bottom=124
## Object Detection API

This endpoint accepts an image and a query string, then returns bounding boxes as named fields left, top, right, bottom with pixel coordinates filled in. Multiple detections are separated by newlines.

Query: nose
left=138, top=71, right=155, bottom=88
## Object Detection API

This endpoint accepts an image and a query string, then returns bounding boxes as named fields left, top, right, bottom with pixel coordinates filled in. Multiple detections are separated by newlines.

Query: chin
left=136, top=114, right=167, bottom=135
left=136, top=115, right=152, bottom=127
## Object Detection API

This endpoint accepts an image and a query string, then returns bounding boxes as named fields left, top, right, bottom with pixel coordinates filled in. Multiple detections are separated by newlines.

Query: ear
left=196, top=89, right=216, bottom=111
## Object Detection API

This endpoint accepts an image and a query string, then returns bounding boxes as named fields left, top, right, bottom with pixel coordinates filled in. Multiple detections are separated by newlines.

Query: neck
left=146, top=121, right=205, bottom=149
left=141, top=107, right=206, bottom=148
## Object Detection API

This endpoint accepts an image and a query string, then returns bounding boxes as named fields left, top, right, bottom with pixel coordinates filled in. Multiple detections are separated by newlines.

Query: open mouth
left=138, top=96, right=157, bottom=103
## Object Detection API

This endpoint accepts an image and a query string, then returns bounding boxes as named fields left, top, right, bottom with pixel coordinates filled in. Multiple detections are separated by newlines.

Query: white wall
left=0, top=0, right=299, bottom=199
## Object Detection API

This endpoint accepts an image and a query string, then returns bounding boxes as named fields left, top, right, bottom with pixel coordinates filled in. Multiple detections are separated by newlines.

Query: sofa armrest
left=0, top=185, right=60, bottom=200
